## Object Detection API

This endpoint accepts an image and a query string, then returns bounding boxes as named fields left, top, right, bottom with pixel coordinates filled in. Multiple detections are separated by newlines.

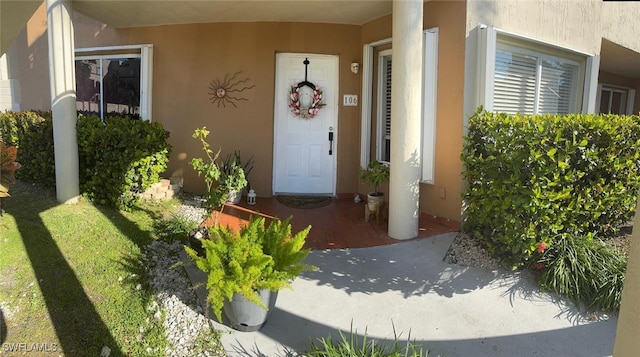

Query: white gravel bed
left=443, top=232, right=504, bottom=271
left=144, top=196, right=225, bottom=357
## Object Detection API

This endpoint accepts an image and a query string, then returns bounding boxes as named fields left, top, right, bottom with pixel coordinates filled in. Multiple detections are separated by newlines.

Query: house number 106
left=343, top=94, right=358, bottom=106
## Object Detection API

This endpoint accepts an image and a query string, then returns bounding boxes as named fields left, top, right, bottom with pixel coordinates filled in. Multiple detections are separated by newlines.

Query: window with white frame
left=75, top=44, right=153, bottom=121
left=360, top=28, right=438, bottom=183
left=478, top=26, right=596, bottom=115
left=377, top=50, right=392, bottom=163
left=494, top=43, right=580, bottom=114
left=597, top=84, right=635, bottom=115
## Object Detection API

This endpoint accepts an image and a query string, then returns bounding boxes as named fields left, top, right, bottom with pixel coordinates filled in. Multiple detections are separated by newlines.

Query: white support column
left=613, top=194, right=640, bottom=356
left=46, top=0, right=79, bottom=204
left=388, top=0, right=423, bottom=240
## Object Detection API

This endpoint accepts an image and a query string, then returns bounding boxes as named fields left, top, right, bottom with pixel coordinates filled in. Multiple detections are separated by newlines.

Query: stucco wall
left=466, top=0, right=602, bottom=54
left=360, top=0, right=467, bottom=222
left=15, top=1, right=466, bottom=222
left=14, top=4, right=362, bottom=198
left=602, top=2, right=640, bottom=54
left=119, top=22, right=361, bottom=197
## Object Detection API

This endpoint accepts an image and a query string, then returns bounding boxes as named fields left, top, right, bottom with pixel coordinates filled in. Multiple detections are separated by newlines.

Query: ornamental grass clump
left=307, top=323, right=430, bottom=357
left=532, top=235, right=627, bottom=312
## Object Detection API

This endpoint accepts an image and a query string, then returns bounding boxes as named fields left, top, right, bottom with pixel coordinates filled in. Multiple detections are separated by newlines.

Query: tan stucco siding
left=360, top=0, right=467, bottom=222
left=602, top=2, right=640, bottom=54
left=466, top=0, right=601, bottom=54
left=15, top=5, right=363, bottom=197
left=116, top=22, right=362, bottom=196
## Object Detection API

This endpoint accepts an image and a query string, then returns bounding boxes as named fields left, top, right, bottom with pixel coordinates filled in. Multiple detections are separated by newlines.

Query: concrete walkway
left=200, top=232, right=617, bottom=357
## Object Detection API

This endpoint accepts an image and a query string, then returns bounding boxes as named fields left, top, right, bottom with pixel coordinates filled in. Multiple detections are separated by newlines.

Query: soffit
left=72, top=0, right=393, bottom=28
left=600, top=39, right=640, bottom=80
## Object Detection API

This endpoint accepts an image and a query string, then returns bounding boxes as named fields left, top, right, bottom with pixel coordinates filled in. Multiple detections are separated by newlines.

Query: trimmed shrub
left=18, top=116, right=56, bottom=186
left=5, top=111, right=171, bottom=209
left=0, top=110, right=49, bottom=146
left=462, top=109, right=640, bottom=267
left=78, top=115, right=171, bottom=208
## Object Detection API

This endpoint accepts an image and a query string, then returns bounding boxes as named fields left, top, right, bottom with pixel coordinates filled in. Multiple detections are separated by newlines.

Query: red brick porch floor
left=212, top=196, right=460, bottom=250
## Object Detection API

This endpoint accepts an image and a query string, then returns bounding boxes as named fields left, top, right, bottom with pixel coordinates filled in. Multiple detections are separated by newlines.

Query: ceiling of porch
left=600, top=38, right=640, bottom=80
left=72, top=0, right=393, bottom=28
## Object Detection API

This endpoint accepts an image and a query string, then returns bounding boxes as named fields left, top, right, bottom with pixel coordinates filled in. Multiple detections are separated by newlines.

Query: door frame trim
left=272, top=52, right=339, bottom=196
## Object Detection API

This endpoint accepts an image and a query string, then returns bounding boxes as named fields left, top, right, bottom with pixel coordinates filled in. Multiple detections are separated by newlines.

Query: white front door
left=273, top=53, right=338, bottom=195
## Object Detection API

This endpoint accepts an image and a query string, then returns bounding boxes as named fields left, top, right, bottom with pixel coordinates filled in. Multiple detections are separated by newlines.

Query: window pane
left=611, top=91, right=626, bottom=114
left=494, top=49, right=537, bottom=114
left=75, top=60, right=101, bottom=116
left=381, top=55, right=392, bottom=162
left=599, top=89, right=611, bottom=113
left=102, top=58, right=141, bottom=117
left=539, top=59, right=577, bottom=114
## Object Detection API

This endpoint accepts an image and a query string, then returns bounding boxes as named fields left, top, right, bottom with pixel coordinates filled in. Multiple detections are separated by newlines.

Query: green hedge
left=18, top=116, right=56, bottom=186
left=462, top=109, right=640, bottom=267
left=0, top=110, right=49, bottom=146
left=79, top=115, right=171, bottom=208
left=3, top=111, right=171, bottom=209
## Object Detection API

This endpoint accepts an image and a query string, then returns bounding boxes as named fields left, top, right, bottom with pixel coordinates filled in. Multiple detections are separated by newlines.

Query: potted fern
left=188, top=127, right=314, bottom=331
left=184, top=216, right=315, bottom=331
left=359, top=160, right=390, bottom=212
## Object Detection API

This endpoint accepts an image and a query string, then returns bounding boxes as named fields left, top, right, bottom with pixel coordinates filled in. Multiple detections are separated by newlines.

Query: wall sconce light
left=350, top=62, right=360, bottom=74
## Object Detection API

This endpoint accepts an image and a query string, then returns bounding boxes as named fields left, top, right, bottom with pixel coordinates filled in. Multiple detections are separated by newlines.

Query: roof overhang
left=600, top=38, right=640, bottom=80
left=72, top=0, right=393, bottom=28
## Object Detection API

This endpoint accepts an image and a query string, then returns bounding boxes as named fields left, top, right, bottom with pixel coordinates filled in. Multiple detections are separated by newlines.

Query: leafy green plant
left=307, top=323, right=429, bottom=357
left=184, top=216, right=314, bottom=322
left=0, top=110, right=49, bottom=146
left=462, top=109, right=640, bottom=267
left=533, top=235, right=627, bottom=312
left=190, top=127, right=228, bottom=222
left=78, top=115, right=171, bottom=209
left=16, top=115, right=55, bottom=186
left=220, top=150, right=254, bottom=192
left=11, top=111, right=172, bottom=209
left=359, top=160, right=390, bottom=195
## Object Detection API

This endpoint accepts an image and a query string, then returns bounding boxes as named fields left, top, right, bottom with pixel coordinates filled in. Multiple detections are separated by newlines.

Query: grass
left=307, top=323, right=430, bottom=357
left=0, top=181, right=186, bottom=356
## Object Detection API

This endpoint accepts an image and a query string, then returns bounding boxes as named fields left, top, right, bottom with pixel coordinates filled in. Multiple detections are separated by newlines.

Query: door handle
left=328, top=131, right=334, bottom=155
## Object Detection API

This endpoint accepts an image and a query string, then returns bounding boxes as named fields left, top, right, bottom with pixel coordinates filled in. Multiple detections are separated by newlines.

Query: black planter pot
left=222, top=290, right=278, bottom=332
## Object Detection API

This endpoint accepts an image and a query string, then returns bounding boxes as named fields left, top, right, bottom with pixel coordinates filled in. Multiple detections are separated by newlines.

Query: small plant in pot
left=184, top=216, right=316, bottom=331
left=359, top=160, right=390, bottom=212
left=220, top=151, right=254, bottom=204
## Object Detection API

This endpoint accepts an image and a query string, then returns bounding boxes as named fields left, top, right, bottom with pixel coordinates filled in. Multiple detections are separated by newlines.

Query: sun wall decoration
left=208, top=71, right=255, bottom=108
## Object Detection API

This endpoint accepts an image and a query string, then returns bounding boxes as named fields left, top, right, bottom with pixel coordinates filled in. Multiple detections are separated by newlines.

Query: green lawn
left=0, top=181, right=178, bottom=356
